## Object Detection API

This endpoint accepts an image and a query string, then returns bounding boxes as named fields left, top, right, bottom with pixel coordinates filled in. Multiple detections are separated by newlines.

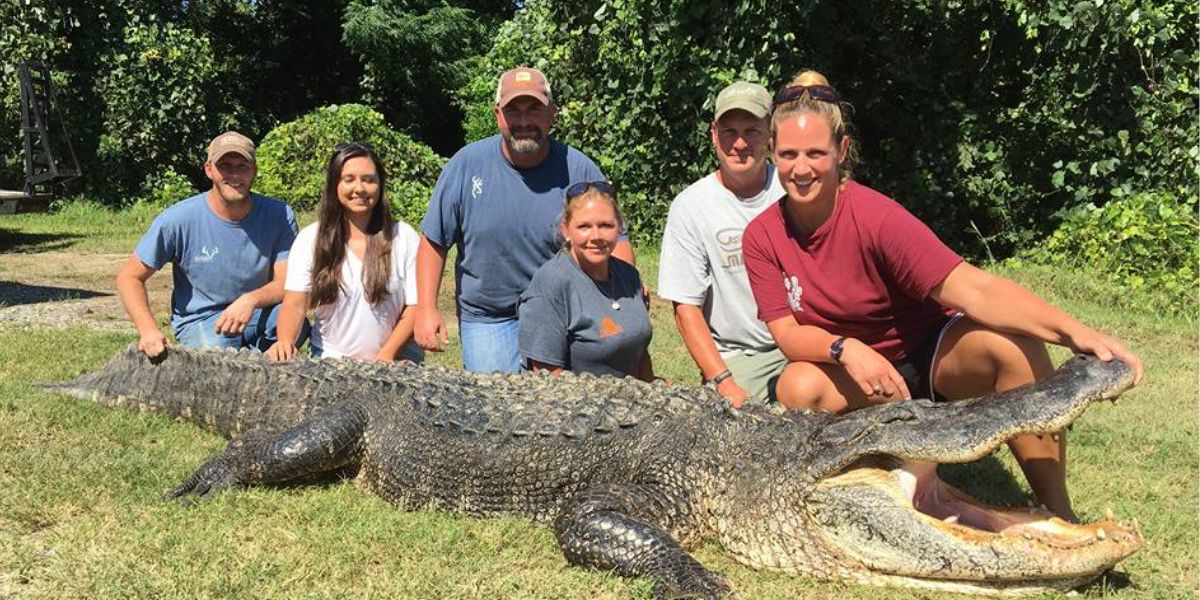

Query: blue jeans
left=175, top=304, right=308, bottom=352
left=459, top=318, right=520, bottom=373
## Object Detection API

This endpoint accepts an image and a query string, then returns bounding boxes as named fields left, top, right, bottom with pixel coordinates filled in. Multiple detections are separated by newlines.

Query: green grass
left=0, top=204, right=1196, bottom=599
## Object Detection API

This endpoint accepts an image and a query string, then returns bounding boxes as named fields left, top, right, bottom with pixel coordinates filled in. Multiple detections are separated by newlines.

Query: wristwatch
left=710, top=369, right=733, bottom=385
left=829, top=336, right=847, bottom=363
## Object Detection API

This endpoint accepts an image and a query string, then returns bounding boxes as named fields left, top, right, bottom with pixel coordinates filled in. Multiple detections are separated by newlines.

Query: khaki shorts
left=724, top=348, right=788, bottom=404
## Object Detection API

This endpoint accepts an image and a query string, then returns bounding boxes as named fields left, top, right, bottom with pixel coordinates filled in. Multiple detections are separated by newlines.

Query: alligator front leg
left=167, top=401, right=368, bottom=500
left=553, top=484, right=730, bottom=600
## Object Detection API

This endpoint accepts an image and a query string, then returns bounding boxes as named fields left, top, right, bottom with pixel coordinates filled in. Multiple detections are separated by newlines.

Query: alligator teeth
left=1096, top=528, right=1107, bottom=540
left=942, top=515, right=958, bottom=524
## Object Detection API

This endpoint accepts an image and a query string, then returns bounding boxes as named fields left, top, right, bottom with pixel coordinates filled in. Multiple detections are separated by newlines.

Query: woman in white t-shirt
left=266, top=142, right=422, bottom=362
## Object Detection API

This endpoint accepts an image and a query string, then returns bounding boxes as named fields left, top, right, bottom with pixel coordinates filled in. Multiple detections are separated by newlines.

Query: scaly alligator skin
left=44, top=346, right=1143, bottom=598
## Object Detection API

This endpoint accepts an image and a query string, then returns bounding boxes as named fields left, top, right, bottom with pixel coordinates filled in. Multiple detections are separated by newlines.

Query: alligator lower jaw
left=807, top=465, right=1143, bottom=595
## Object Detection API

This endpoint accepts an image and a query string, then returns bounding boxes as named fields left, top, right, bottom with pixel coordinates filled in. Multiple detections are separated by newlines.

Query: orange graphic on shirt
left=599, top=316, right=623, bottom=338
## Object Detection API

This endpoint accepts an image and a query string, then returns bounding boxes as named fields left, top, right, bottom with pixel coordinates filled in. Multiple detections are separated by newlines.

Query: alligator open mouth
left=808, top=459, right=1142, bottom=595
left=802, top=356, right=1143, bottom=595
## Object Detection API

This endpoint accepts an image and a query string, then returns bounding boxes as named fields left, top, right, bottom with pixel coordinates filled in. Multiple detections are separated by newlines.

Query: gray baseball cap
left=714, top=81, right=771, bottom=121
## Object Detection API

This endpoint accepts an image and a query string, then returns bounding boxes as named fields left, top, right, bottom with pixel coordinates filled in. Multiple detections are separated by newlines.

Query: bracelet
left=709, top=369, right=733, bottom=385
left=829, top=336, right=847, bottom=363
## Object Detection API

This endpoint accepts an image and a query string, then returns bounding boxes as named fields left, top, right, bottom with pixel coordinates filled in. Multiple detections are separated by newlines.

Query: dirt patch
left=0, top=250, right=461, bottom=335
left=0, top=252, right=171, bottom=331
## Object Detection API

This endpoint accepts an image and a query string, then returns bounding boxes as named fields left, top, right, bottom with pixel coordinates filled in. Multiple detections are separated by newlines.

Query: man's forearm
left=673, top=303, right=727, bottom=381
left=243, top=278, right=286, bottom=308
left=416, top=236, right=448, bottom=307
left=116, top=275, right=160, bottom=335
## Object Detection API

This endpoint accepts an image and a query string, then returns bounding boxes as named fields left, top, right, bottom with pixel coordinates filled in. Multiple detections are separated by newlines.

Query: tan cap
left=495, top=67, right=553, bottom=107
left=714, top=81, right=771, bottom=121
left=206, top=131, right=256, bottom=164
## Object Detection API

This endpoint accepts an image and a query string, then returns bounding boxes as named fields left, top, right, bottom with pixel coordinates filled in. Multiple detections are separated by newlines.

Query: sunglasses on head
left=566, top=180, right=616, bottom=200
left=772, top=85, right=840, bottom=108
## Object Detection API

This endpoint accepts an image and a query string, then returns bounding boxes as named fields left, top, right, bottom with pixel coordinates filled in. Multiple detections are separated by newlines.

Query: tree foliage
left=0, top=0, right=75, bottom=188
left=0, top=0, right=364, bottom=198
left=342, top=0, right=514, bottom=155
left=94, top=18, right=219, bottom=197
left=255, top=104, right=445, bottom=225
left=463, top=0, right=1197, bottom=261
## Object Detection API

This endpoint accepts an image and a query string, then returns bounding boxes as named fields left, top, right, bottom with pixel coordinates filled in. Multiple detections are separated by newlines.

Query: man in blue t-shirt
left=415, top=67, right=634, bottom=373
left=116, top=131, right=300, bottom=358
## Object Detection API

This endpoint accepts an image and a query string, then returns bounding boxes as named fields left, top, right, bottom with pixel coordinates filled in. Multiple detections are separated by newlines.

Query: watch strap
left=709, top=369, right=733, bottom=385
left=829, top=336, right=847, bottom=363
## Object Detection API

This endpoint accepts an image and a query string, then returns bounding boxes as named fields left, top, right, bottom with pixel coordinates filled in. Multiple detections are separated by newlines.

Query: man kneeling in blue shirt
left=116, top=131, right=301, bottom=358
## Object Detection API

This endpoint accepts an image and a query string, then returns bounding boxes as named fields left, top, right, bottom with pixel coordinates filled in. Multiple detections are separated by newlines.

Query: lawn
left=0, top=205, right=1195, bottom=599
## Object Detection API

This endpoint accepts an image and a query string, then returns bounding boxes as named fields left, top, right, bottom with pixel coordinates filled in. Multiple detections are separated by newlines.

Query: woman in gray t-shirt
left=518, top=182, right=654, bottom=380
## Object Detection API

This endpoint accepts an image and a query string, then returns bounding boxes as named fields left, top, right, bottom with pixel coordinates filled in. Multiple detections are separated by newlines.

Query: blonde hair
left=770, top=70, right=859, bottom=182
left=560, top=184, right=624, bottom=250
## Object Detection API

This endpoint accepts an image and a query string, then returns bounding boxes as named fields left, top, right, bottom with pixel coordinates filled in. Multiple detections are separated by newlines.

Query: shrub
left=1018, top=192, right=1198, bottom=318
left=0, top=0, right=75, bottom=189
left=138, top=167, right=197, bottom=209
left=94, top=18, right=220, bottom=197
left=255, top=104, right=445, bottom=225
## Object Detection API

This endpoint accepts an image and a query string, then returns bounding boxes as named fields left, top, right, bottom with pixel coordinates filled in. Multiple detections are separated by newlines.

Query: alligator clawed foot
left=653, top=568, right=732, bottom=599
left=163, top=457, right=241, bottom=504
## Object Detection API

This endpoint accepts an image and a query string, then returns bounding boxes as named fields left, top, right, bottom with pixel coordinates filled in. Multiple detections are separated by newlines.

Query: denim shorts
left=174, top=304, right=309, bottom=352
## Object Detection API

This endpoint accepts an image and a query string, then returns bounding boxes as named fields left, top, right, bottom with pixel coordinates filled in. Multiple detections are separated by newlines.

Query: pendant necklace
left=596, top=276, right=621, bottom=310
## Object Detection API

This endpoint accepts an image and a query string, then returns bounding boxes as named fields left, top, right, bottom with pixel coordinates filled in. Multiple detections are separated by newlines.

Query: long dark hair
left=309, top=142, right=395, bottom=308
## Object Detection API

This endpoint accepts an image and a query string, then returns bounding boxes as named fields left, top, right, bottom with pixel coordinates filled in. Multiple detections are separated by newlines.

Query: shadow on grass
left=0, top=280, right=110, bottom=306
left=938, top=455, right=1029, bottom=507
left=0, top=227, right=83, bottom=253
left=1088, top=569, right=1137, bottom=593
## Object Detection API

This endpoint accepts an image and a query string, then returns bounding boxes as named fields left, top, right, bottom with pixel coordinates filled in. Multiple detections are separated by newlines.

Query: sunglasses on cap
left=566, top=180, right=616, bottom=200
left=772, top=85, right=840, bottom=108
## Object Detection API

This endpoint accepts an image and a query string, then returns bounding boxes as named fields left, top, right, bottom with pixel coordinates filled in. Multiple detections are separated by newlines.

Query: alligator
left=43, top=346, right=1143, bottom=598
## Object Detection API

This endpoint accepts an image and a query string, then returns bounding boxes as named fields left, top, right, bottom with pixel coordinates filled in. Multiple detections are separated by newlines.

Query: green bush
left=1018, top=192, right=1198, bottom=318
left=138, top=167, right=197, bottom=209
left=0, top=0, right=76, bottom=189
left=94, top=19, right=220, bottom=198
left=255, top=104, right=445, bottom=226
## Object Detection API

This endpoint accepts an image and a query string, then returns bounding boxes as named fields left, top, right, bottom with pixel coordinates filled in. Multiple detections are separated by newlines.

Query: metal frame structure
left=17, top=59, right=80, bottom=199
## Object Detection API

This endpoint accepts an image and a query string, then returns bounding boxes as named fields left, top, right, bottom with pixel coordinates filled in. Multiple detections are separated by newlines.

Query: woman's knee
left=977, top=329, right=1052, bottom=381
left=938, top=324, right=1052, bottom=395
left=775, top=362, right=846, bottom=412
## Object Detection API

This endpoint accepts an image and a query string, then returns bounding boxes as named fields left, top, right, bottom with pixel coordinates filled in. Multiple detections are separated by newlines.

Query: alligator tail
left=37, top=345, right=351, bottom=439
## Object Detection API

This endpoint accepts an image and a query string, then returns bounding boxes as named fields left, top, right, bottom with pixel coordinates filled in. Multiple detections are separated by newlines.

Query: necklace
left=594, top=276, right=621, bottom=311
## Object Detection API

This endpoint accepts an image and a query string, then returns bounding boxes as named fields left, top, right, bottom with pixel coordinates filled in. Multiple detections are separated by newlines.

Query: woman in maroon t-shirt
left=741, top=69, right=1143, bottom=522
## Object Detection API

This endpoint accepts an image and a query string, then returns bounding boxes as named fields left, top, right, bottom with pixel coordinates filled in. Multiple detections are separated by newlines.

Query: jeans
left=174, top=304, right=308, bottom=352
left=459, top=318, right=521, bottom=373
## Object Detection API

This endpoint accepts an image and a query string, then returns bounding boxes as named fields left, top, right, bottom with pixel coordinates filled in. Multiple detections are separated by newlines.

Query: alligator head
left=732, top=355, right=1141, bottom=595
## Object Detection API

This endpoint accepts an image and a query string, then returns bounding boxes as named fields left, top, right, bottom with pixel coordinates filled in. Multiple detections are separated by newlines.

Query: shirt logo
left=194, top=245, right=219, bottom=264
left=471, top=176, right=483, bottom=199
left=784, top=274, right=804, bottom=312
left=599, top=316, right=623, bottom=339
left=716, top=227, right=743, bottom=270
